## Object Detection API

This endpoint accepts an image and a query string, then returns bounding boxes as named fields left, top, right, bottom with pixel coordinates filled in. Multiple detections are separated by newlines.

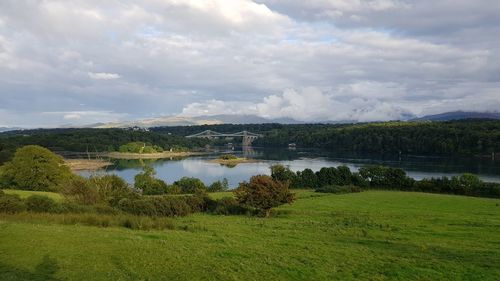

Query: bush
left=63, top=176, right=99, bottom=205
left=25, top=195, right=57, bottom=213
left=235, top=175, right=295, bottom=217
left=0, top=193, right=25, bottom=214
left=117, top=196, right=192, bottom=217
left=315, top=185, right=362, bottom=194
left=209, top=197, right=248, bottom=215
left=90, top=174, right=139, bottom=206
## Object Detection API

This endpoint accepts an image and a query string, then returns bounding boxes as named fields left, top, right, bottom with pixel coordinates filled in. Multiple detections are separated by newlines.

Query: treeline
left=0, top=128, right=209, bottom=164
left=154, top=120, right=500, bottom=155
left=271, top=164, right=500, bottom=198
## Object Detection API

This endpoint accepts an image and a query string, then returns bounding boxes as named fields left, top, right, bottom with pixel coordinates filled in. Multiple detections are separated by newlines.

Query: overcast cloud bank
left=1, top=0, right=499, bottom=126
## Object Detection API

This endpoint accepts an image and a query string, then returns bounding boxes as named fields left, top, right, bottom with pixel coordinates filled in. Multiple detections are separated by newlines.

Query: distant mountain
left=91, top=114, right=302, bottom=128
left=0, top=127, right=23, bottom=133
left=414, top=111, right=500, bottom=121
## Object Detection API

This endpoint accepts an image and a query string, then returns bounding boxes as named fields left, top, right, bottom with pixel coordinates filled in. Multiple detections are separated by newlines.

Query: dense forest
left=156, top=119, right=500, bottom=155
left=1, top=119, right=500, bottom=164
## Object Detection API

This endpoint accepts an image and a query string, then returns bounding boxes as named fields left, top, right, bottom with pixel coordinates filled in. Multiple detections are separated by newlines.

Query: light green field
left=1, top=189, right=63, bottom=202
left=0, top=191, right=499, bottom=280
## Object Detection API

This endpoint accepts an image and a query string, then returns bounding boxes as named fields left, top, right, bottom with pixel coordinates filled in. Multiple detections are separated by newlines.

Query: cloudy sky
left=1, top=0, right=499, bottom=127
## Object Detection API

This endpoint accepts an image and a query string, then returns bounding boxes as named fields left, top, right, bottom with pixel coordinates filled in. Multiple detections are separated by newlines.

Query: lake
left=78, top=147, right=500, bottom=188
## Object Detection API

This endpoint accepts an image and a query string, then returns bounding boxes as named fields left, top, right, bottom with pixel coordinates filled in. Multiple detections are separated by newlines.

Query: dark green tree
left=0, top=145, right=72, bottom=191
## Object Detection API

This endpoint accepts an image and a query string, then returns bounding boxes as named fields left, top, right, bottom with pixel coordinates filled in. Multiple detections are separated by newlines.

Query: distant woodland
left=1, top=120, right=500, bottom=164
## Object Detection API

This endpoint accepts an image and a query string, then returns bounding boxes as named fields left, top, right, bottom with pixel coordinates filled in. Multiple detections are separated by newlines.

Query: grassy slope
left=0, top=191, right=499, bottom=281
left=1, top=189, right=63, bottom=202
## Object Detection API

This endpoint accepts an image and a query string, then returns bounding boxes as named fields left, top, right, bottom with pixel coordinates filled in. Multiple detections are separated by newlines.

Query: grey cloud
left=0, top=0, right=499, bottom=126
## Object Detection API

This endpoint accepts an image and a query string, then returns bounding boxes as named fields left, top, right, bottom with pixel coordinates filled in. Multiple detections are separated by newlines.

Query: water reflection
left=79, top=148, right=500, bottom=187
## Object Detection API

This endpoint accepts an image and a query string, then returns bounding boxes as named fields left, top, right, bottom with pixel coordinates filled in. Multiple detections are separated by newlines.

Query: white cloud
left=181, top=86, right=416, bottom=122
left=88, top=72, right=121, bottom=80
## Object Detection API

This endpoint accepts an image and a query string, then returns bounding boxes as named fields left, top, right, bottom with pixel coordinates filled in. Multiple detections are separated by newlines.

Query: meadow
left=1, top=190, right=499, bottom=280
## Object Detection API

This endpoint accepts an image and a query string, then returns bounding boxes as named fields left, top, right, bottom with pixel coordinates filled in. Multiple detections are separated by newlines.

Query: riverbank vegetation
left=271, top=164, right=500, bottom=198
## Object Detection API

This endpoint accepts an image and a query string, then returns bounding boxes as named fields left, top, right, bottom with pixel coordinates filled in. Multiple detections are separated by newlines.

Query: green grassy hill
left=1, top=191, right=499, bottom=280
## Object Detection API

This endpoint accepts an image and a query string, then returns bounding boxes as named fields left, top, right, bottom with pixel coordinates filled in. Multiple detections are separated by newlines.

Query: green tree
left=173, top=177, right=207, bottom=194
left=234, top=175, right=295, bottom=217
left=208, top=178, right=229, bottom=192
left=134, top=166, right=169, bottom=195
left=0, top=145, right=72, bottom=191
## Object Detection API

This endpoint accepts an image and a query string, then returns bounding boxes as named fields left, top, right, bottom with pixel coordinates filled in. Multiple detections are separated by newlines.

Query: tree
left=208, top=178, right=229, bottom=192
left=296, top=168, right=318, bottom=189
left=134, top=166, right=169, bottom=195
left=234, top=175, right=295, bottom=217
left=173, top=177, right=207, bottom=194
left=0, top=145, right=72, bottom=191
left=270, top=164, right=297, bottom=186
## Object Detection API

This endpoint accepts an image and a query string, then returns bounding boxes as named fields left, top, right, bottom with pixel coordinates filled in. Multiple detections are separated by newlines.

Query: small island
left=209, top=154, right=258, bottom=167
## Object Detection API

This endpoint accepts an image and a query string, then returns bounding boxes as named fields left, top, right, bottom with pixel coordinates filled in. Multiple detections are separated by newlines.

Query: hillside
left=1, top=190, right=499, bottom=280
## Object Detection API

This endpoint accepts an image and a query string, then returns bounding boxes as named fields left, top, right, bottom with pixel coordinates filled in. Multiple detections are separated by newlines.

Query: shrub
left=185, top=193, right=209, bottom=212
left=25, top=195, right=57, bottom=213
left=90, top=174, right=139, bottom=206
left=174, top=177, right=207, bottom=194
left=117, top=196, right=192, bottom=217
left=0, top=193, right=25, bottom=213
left=63, top=176, right=99, bottom=205
left=234, top=175, right=295, bottom=217
left=210, top=197, right=248, bottom=215
left=0, top=145, right=72, bottom=191
left=315, top=185, right=362, bottom=194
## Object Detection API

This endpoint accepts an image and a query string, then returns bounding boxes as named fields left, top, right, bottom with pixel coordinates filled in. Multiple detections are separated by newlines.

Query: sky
left=1, top=0, right=500, bottom=127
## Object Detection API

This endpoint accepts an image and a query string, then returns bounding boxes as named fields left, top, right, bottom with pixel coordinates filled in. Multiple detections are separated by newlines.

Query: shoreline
left=65, top=159, right=113, bottom=171
left=104, top=151, right=206, bottom=159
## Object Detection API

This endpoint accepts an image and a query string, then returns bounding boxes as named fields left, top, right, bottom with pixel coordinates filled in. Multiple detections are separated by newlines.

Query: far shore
left=104, top=151, right=206, bottom=159
left=65, top=159, right=113, bottom=171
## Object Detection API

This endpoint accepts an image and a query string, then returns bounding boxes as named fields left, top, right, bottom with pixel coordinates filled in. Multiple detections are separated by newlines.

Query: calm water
left=78, top=147, right=500, bottom=188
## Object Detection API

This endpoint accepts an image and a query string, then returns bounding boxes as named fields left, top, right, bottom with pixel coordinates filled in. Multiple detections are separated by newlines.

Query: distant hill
left=0, top=127, right=23, bottom=133
left=91, top=114, right=302, bottom=128
left=413, top=111, right=500, bottom=121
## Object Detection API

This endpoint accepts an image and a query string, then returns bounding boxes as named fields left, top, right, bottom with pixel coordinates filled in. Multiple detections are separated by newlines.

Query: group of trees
left=118, top=142, right=164, bottom=154
left=133, top=166, right=229, bottom=195
left=270, top=164, right=500, bottom=198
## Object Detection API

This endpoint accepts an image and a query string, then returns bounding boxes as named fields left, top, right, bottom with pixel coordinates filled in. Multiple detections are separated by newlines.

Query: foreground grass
left=0, top=191, right=499, bottom=280
left=1, top=189, right=63, bottom=202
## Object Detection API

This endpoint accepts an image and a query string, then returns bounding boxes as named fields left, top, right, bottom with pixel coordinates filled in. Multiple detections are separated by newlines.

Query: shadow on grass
left=0, top=255, right=60, bottom=281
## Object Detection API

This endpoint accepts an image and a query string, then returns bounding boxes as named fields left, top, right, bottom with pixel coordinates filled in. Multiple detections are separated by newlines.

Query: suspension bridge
left=186, top=130, right=263, bottom=146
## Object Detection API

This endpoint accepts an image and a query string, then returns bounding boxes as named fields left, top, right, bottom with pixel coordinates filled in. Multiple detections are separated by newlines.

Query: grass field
left=0, top=190, right=499, bottom=280
left=1, top=189, right=63, bottom=202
